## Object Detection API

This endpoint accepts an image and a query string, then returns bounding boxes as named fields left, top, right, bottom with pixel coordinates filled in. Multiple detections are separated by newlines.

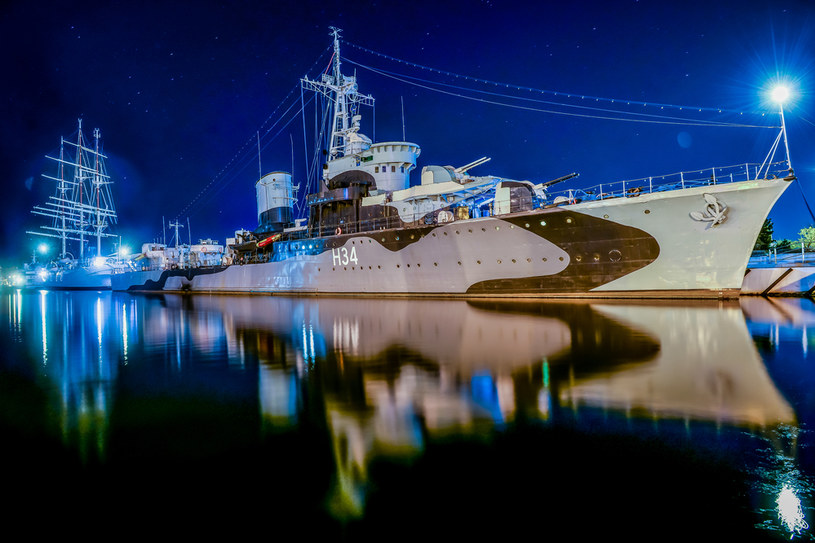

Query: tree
left=799, top=226, right=815, bottom=249
left=754, top=219, right=774, bottom=251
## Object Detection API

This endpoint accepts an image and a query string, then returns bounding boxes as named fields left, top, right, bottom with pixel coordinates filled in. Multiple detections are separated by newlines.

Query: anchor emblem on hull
left=690, top=193, right=728, bottom=227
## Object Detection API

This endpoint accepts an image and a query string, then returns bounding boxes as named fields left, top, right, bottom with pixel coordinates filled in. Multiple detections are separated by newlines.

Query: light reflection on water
left=1, top=290, right=813, bottom=540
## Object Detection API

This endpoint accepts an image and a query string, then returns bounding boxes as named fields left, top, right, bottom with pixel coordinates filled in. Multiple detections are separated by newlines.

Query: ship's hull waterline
left=28, top=266, right=113, bottom=290
left=113, top=177, right=791, bottom=299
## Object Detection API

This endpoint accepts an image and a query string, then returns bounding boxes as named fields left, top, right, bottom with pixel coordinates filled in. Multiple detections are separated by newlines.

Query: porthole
left=477, top=260, right=481, bottom=264
left=525, top=223, right=530, bottom=228
left=417, top=263, right=421, bottom=267
left=510, top=225, right=515, bottom=229
left=609, top=249, right=622, bottom=262
left=540, top=221, right=547, bottom=226
left=575, top=255, right=582, bottom=262
left=396, top=236, right=400, bottom=240
left=566, top=218, right=573, bottom=224
left=377, top=265, right=381, bottom=269
left=468, top=229, right=472, bottom=233
left=411, top=234, right=415, bottom=239
left=482, top=228, right=486, bottom=232
left=603, top=214, right=609, bottom=219
left=434, top=262, right=438, bottom=266
left=406, top=264, right=410, bottom=268
left=542, top=257, right=547, bottom=262
left=497, top=259, right=502, bottom=264
left=559, top=257, right=564, bottom=261
left=495, top=226, right=500, bottom=231
left=456, top=230, right=460, bottom=234
left=397, top=264, right=401, bottom=268
left=644, top=209, right=651, bottom=214
left=458, top=261, right=462, bottom=266
left=444, top=232, right=448, bottom=236
left=511, top=259, right=516, bottom=263
left=526, top=258, right=531, bottom=262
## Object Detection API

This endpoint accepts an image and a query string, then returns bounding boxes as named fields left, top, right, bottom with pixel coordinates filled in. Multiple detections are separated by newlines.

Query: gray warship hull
left=112, top=177, right=791, bottom=299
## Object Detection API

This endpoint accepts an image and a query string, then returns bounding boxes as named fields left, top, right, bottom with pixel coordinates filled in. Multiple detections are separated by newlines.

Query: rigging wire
left=345, top=58, right=775, bottom=127
left=346, top=59, right=777, bottom=129
left=343, top=40, right=762, bottom=116
left=173, top=85, right=303, bottom=220
left=163, top=45, right=333, bottom=236
left=180, top=93, right=310, bottom=218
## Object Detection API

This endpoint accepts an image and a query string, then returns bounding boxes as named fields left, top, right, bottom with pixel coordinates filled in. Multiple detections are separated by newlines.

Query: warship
left=113, top=29, right=794, bottom=299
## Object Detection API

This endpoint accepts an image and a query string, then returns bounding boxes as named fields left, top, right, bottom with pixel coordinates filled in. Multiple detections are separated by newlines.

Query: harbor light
left=771, top=85, right=791, bottom=105
left=38, top=243, right=49, bottom=255
left=119, top=246, right=131, bottom=258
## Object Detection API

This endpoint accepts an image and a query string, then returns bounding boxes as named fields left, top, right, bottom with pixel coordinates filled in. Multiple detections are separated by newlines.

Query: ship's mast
left=77, top=119, right=86, bottom=259
left=328, top=27, right=347, bottom=159
left=301, top=27, right=374, bottom=178
left=58, top=137, right=67, bottom=258
left=94, top=127, right=103, bottom=258
left=27, top=118, right=118, bottom=264
left=169, top=220, right=184, bottom=249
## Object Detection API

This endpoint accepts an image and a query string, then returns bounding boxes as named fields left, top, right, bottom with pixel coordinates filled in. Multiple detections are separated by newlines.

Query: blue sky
left=2, top=0, right=814, bottom=267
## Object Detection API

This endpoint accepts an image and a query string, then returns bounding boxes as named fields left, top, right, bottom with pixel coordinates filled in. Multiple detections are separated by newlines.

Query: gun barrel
left=455, top=156, right=491, bottom=174
left=538, top=172, right=580, bottom=189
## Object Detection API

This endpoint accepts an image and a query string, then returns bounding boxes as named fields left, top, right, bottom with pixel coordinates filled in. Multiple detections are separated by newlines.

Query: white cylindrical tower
left=256, top=171, right=294, bottom=232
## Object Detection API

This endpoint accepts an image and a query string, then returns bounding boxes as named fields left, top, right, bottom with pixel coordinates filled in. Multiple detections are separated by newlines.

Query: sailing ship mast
left=28, top=119, right=118, bottom=263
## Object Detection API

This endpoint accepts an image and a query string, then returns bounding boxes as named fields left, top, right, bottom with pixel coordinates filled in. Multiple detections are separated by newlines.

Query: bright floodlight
left=38, top=243, right=48, bottom=254
left=119, top=246, right=130, bottom=257
left=772, top=85, right=791, bottom=104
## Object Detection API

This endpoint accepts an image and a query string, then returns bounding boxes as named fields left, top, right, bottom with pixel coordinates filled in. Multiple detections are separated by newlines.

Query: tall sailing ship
left=113, top=29, right=794, bottom=299
left=25, top=119, right=118, bottom=290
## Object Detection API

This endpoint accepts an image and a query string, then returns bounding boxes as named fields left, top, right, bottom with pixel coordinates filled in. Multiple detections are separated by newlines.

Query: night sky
left=2, top=0, right=814, bottom=269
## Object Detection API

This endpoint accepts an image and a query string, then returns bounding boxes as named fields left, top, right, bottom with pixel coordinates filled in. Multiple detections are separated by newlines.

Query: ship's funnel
left=256, top=171, right=294, bottom=233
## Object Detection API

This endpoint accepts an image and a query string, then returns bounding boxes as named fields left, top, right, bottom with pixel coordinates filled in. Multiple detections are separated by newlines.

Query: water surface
left=1, top=290, right=812, bottom=540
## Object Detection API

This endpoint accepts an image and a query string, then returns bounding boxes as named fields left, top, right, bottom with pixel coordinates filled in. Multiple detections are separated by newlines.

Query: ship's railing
left=548, top=161, right=791, bottom=203
left=273, top=216, right=420, bottom=242
left=749, top=247, right=815, bottom=268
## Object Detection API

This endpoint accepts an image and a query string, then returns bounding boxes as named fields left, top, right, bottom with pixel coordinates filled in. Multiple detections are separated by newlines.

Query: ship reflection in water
left=1, top=291, right=812, bottom=540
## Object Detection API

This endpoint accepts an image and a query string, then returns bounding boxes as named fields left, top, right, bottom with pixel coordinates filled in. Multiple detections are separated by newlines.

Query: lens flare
left=771, top=85, right=791, bottom=104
